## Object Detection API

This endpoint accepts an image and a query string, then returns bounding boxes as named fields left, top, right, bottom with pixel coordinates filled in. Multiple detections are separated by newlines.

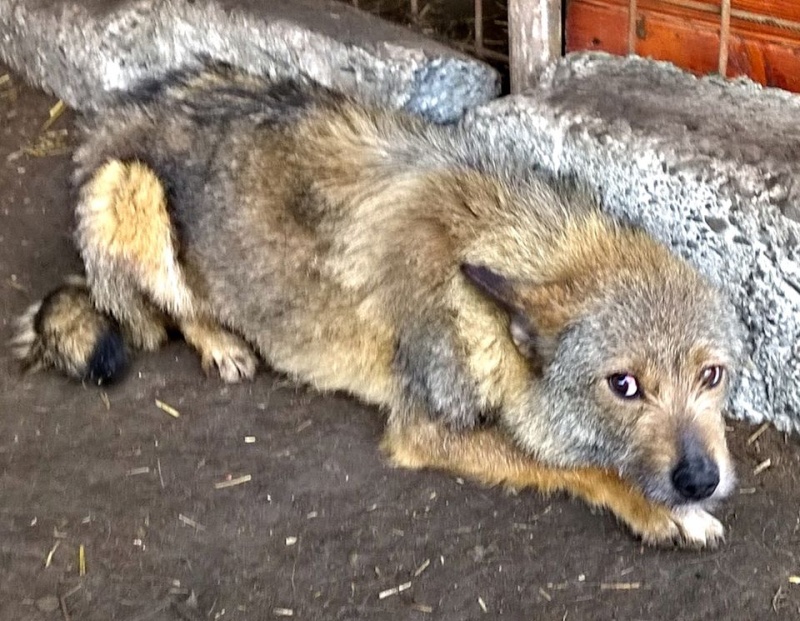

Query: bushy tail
left=10, top=277, right=128, bottom=385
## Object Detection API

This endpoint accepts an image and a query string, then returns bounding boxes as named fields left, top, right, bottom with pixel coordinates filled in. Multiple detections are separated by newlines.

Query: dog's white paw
left=670, top=506, right=725, bottom=549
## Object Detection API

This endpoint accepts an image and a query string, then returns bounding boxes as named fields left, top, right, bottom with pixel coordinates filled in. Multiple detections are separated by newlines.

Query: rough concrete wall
left=0, top=0, right=498, bottom=123
left=463, top=53, right=800, bottom=432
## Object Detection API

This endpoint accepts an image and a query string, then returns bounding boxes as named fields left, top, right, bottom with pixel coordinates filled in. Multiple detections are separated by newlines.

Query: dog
left=12, top=65, right=744, bottom=548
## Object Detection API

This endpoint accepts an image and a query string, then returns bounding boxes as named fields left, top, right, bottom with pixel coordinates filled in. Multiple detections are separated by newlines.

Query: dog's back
left=62, top=66, right=599, bottom=408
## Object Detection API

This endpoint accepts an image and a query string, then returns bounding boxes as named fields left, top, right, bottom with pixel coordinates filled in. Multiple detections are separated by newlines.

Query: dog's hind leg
left=76, top=159, right=181, bottom=350
left=12, top=160, right=175, bottom=383
left=180, top=317, right=257, bottom=383
left=76, top=159, right=256, bottom=382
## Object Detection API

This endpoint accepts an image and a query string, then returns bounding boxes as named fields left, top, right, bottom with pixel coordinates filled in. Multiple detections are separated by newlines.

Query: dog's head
left=462, top=227, right=745, bottom=508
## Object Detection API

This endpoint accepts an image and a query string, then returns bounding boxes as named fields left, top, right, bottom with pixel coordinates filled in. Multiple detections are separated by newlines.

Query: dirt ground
left=1, top=65, right=800, bottom=621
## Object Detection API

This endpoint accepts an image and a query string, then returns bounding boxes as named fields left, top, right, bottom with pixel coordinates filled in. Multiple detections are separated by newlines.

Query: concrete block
left=463, top=52, right=800, bottom=432
left=0, top=0, right=498, bottom=123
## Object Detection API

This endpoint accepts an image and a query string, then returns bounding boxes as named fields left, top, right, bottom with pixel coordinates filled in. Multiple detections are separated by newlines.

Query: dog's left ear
left=461, top=263, right=578, bottom=364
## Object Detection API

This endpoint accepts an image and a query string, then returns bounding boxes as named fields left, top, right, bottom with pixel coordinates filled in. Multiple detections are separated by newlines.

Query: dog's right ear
left=460, top=263, right=539, bottom=359
left=461, top=263, right=580, bottom=364
left=460, top=264, right=517, bottom=313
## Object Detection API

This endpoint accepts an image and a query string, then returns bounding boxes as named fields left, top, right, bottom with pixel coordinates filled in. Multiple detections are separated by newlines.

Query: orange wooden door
left=566, top=0, right=800, bottom=93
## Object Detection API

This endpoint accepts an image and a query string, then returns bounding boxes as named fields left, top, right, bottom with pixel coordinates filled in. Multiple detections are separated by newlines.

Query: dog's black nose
left=671, top=453, right=720, bottom=501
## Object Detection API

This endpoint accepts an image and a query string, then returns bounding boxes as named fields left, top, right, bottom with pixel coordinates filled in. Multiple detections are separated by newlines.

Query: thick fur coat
left=13, top=66, right=744, bottom=547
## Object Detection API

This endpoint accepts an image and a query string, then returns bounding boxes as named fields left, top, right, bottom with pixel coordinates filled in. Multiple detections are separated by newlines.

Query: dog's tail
left=10, top=277, right=128, bottom=385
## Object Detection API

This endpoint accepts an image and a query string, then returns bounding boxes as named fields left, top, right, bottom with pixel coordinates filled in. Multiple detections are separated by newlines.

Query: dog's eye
left=700, top=365, right=724, bottom=389
left=607, top=373, right=641, bottom=399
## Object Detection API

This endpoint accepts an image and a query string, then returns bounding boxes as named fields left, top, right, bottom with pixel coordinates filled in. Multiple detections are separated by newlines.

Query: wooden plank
left=474, top=0, right=484, bottom=55
left=508, top=0, right=563, bottom=93
left=566, top=0, right=800, bottom=92
left=719, top=0, right=731, bottom=74
left=628, top=0, right=637, bottom=53
left=565, top=1, right=629, bottom=54
left=723, top=1, right=800, bottom=22
left=602, top=0, right=800, bottom=22
left=655, top=1, right=800, bottom=33
left=567, top=0, right=800, bottom=40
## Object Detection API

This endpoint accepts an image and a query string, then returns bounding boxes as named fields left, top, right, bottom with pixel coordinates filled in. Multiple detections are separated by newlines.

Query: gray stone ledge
left=463, top=52, right=800, bottom=432
left=0, top=0, right=499, bottom=123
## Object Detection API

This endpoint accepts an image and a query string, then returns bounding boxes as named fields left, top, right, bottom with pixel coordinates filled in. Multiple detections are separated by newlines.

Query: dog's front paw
left=669, top=506, right=725, bottom=549
left=636, top=505, right=724, bottom=549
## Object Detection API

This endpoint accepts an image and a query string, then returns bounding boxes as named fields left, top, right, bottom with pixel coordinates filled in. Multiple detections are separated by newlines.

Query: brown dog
left=13, top=65, right=744, bottom=547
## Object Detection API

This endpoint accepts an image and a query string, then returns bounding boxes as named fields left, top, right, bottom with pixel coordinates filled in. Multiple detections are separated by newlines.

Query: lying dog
left=13, top=65, right=744, bottom=547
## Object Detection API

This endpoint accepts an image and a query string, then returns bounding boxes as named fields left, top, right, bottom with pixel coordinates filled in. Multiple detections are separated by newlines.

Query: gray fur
left=394, top=317, right=490, bottom=430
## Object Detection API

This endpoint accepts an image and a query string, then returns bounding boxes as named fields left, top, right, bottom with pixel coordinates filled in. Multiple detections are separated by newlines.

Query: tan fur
left=76, top=160, right=195, bottom=320
left=381, top=419, right=723, bottom=548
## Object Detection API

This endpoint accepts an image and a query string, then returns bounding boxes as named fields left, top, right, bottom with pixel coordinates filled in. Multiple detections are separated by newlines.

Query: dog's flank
left=15, top=65, right=745, bottom=547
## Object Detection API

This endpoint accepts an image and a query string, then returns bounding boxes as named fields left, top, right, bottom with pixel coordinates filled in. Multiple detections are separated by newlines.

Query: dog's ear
left=460, top=264, right=517, bottom=314
left=461, top=263, right=576, bottom=363
left=461, top=263, right=539, bottom=359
